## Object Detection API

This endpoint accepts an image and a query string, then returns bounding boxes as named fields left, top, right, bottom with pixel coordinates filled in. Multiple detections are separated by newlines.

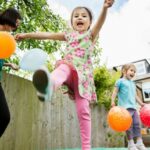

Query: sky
left=47, top=0, right=150, bottom=68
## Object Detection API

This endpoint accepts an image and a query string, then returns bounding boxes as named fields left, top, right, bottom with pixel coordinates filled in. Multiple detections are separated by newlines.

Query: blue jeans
left=126, top=108, right=141, bottom=140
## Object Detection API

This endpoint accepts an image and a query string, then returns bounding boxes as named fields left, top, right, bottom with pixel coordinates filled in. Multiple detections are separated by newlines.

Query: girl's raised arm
left=91, top=0, right=114, bottom=42
left=15, top=32, right=66, bottom=41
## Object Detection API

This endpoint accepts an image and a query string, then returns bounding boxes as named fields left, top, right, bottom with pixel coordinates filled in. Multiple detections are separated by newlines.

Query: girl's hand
left=104, top=0, right=114, bottom=8
left=15, top=33, right=27, bottom=41
left=10, top=64, right=20, bottom=70
left=141, top=102, right=145, bottom=107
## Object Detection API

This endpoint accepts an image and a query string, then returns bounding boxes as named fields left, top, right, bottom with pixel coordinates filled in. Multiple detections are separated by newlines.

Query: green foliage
left=1, top=1, right=121, bottom=111
left=0, top=0, right=67, bottom=77
left=1, top=0, right=66, bottom=53
left=94, top=66, right=120, bottom=109
left=105, top=131, right=125, bottom=147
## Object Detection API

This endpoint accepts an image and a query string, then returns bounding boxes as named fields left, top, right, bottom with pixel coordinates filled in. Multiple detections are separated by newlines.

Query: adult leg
left=0, top=85, right=10, bottom=137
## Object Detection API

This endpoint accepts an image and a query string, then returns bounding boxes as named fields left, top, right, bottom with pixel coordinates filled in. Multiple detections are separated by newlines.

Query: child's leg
left=126, top=109, right=138, bottom=140
left=75, top=96, right=91, bottom=150
left=126, top=109, right=138, bottom=150
left=132, top=110, right=141, bottom=139
left=132, top=111, right=147, bottom=150
left=69, top=71, right=91, bottom=150
left=50, top=64, right=72, bottom=90
left=32, top=64, right=72, bottom=101
left=53, top=66, right=91, bottom=149
left=0, top=85, right=10, bottom=137
left=56, top=68, right=91, bottom=149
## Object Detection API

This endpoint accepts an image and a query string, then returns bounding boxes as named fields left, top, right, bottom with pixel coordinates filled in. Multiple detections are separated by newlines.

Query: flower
left=91, top=93, right=97, bottom=100
left=87, top=58, right=92, bottom=64
left=84, top=36, right=89, bottom=42
left=65, top=54, right=73, bottom=60
left=89, top=73, right=93, bottom=79
left=75, top=48, right=85, bottom=57
left=83, top=81, right=89, bottom=89
left=70, top=40, right=79, bottom=47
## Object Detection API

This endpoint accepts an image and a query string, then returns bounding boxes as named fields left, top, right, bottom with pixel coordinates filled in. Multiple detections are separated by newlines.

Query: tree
left=0, top=0, right=67, bottom=77
left=94, top=66, right=120, bottom=109
left=1, top=1, right=117, bottom=109
left=1, top=0, right=66, bottom=53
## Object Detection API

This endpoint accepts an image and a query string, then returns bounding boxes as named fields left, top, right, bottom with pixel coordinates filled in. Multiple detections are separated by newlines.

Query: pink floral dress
left=56, top=30, right=97, bottom=102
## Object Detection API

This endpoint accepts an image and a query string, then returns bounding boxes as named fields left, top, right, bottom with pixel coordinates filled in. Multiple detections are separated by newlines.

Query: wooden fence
left=0, top=72, right=124, bottom=150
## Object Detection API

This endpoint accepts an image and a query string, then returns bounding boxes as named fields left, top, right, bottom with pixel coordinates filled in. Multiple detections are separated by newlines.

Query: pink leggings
left=51, top=64, right=91, bottom=150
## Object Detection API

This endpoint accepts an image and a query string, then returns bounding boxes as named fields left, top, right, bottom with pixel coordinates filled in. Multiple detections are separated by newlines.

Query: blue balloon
left=19, top=48, right=48, bottom=71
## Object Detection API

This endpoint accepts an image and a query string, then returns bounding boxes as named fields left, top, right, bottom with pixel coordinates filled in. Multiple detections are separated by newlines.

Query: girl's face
left=12, top=19, right=21, bottom=31
left=71, top=8, right=91, bottom=32
left=124, top=66, right=136, bottom=80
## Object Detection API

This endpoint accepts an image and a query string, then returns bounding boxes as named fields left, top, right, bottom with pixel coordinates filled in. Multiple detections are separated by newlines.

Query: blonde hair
left=120, top=63, right=136, bottom=78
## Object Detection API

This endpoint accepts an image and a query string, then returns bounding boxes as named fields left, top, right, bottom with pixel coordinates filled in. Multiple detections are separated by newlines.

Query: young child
left=15, top=0, right=114, bottom=149
left=111, top=64, right=147, bottom=150
left=0, top=8, right=21, bottom=137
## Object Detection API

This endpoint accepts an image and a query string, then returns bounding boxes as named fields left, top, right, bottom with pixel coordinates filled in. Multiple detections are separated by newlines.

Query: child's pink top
left=56, top=30, right=97, bottom=102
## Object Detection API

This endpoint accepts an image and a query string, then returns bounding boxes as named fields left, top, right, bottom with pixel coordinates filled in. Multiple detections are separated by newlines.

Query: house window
left=134, top=61, right=147, bottom=76
left=142, top=82, right=150, bottom=102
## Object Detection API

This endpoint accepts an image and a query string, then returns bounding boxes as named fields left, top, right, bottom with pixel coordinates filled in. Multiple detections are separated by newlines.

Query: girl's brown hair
left=0, top=8, right=21, bottom=28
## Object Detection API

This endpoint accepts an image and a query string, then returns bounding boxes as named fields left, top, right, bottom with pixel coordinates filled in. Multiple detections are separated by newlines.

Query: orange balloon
left=107, top=106, right=132, bottom=132
left=0, top=32, right=16, bottom=58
